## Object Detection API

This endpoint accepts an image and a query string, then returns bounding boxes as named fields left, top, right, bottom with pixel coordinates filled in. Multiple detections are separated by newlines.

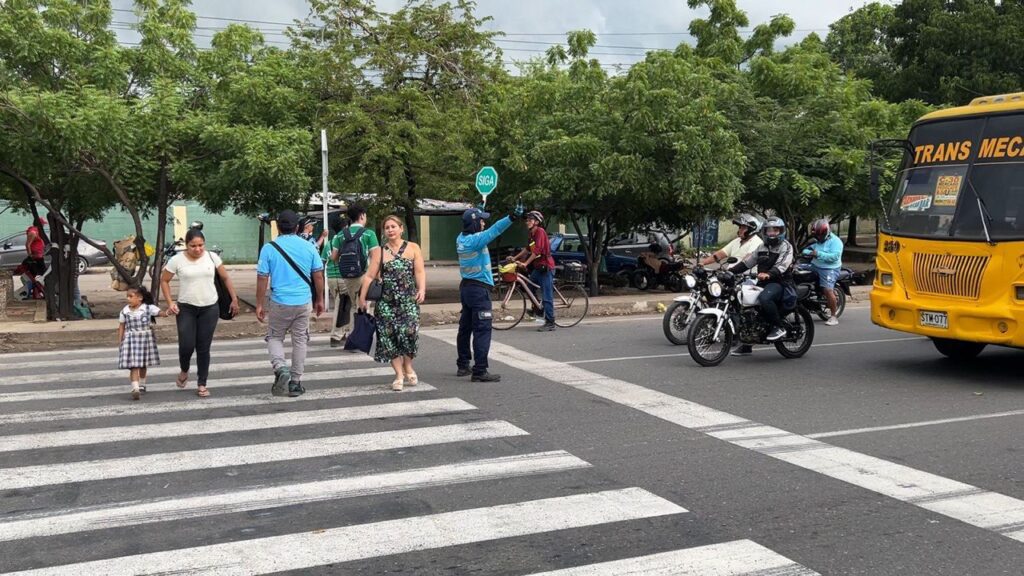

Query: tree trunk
left=568, top=212, right=598, bottom=296
left=43, top=213, right=76, bottom=321
left=402, top=164, right=419, bottom=242
left=150, top=165, right=170, bottom=299
left=846, top=215, right=858, bottom=247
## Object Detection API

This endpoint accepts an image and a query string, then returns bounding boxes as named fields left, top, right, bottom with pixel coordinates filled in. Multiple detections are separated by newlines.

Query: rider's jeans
left=530, top=268, right=555, bottom=323
left=757, top=282, right=785, bottom=328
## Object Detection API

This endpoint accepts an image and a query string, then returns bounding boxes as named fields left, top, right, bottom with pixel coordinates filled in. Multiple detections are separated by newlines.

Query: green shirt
left=329, top=224, right=380, bottom=276
left=321, top=238, right=340, bottom=279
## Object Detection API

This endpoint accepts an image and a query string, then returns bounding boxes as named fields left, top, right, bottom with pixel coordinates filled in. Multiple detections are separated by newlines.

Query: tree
left=687, top=0, right=795, bottom=67
left=824, top=2, right=896, bottom=97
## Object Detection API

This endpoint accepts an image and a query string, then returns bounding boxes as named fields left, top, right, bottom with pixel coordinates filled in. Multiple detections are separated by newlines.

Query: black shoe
left=731, top=345, right=753, bottom=357
left=471, top=372, right=501, bottom=382
left=537, top=321, right=556, bottom=332
left=272, top=367, right=290, bottom=396
left=330, top=338, right=343, bottom=348
left=456, top=367, right=472, bottom=377
left=288, top=381, right=306, bottom=397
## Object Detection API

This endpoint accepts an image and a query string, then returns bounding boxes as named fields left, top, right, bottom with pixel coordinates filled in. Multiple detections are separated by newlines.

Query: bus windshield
left=885, top=113, right=1024, bottom=241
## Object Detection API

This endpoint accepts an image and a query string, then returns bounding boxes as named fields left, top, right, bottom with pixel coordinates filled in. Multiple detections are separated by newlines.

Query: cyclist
left=512, top=210, right=556, bottom=332
left=802, top=218, right=844, bottom=326
left=729, top=216, right=796, bottom=344
left=700, top=214, right=763, bottom=266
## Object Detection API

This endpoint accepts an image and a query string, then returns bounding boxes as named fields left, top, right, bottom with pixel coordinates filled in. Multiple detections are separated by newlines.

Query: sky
left=110, top=0, right=876, bottom=71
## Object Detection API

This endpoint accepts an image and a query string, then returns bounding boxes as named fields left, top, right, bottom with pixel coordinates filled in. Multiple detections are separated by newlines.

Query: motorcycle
left=148, top=221, right=223, bottom=279
left=794, top=256, right=853, bottom=320
left=686, top=261, right=815, bottom=367
left=633, top=248, right=686, bottom=292
left=662, top=265, right=712, bottom=345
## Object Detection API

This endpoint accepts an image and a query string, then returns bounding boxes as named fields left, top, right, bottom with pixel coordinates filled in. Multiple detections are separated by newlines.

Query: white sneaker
left=766, top=327, right=787, bottom=341
left=825, top=317, right=839, bottom=326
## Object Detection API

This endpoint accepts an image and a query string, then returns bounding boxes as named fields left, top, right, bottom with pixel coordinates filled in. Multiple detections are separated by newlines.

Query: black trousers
left=176, top=303, right=219, bottom=385
left=757, top=282, right=785, bottom=329
left=457, top=282, right=493, bottom=376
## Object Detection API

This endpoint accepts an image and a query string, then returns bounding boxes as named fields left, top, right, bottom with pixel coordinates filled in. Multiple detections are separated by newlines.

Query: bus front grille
left=912, top=253, right=988, bottom=299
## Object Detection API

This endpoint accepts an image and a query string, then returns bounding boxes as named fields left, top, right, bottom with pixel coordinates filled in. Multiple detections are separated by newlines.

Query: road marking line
left=527, top=539, right=819, bottom=575
left=0, top=345, right=320, bottom=371
left=426, top=332, right=1024, bottom=545
left=566, top=337, right=927, bottom=364
left=4, top=488, right=685, bottom=576
left=1, top=399, right=476, bottom=452
left=0, top=383, right=437, bottom=426
left=0, top=354, right=369, bottom=387
left=0, top=336, right=328, bottom=361
left=807, top=408, right=1024, bottom=439
left=0, top=367, right=395, bottom=404
left=0, top=421, right=528, bottom=491
left=0, top=451, right=591, bottom=542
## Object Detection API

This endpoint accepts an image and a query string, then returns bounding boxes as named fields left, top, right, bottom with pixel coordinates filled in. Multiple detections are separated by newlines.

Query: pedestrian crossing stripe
left=2, top=489, right=686, bottom=576
left=0, top=451, right=592, bottom=542
left=0, top=336, right=330, bottom=361
left=0, top=344, right=315, bottom=371
left=0, top=382, right=438, bottom=425
left=2, top=398, right=476, bottom=452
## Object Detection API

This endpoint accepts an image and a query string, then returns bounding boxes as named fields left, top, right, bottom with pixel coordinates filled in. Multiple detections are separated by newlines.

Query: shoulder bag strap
left=269, top=241, right=312, bottom=288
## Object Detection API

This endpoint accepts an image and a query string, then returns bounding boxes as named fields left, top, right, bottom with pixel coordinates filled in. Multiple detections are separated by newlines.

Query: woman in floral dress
left=359, top=215, right=426, bottom=391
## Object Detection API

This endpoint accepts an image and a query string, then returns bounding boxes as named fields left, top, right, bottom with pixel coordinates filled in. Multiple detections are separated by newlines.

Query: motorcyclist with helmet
left=699, top=214, right=764, bottom=266
left=802, top=218, right=844, bottom=326
left=728, top=216, right=796, bottom=346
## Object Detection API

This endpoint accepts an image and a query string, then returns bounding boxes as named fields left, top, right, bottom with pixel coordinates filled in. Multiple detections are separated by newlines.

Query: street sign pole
left=321, top=129, right=330, bottom=312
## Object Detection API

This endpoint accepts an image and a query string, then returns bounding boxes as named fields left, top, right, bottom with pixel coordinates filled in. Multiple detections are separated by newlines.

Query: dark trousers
left=176, top=303, right=219, bottom=385
left=757, top=282, right=785, bottom=329
left=457, top=282, right=493, bottom=376
left=530, top=268, right=555, bottom=322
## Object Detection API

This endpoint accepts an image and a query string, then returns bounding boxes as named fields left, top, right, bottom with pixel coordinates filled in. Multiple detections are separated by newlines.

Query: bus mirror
left=869, top=165, right=881, bottom=201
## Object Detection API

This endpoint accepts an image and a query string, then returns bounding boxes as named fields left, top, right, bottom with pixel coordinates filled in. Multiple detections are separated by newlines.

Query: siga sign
left=475, top=166, right=498, bottom=196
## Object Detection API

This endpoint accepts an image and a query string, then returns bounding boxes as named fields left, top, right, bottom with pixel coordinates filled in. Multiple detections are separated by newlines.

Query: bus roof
left=918, top=92, right=1024, bottom=122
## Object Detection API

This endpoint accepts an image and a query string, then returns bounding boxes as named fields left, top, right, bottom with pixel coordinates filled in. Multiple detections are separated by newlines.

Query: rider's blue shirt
left=456, top=216, right=512, bottom=286
left=804, top=233, right=843, bottom=269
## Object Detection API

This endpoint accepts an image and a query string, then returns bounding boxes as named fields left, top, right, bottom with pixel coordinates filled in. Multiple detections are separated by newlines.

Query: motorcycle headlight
left=708, top=280, right=723, bottom=298
left=684, top=274, right=697, bottom=290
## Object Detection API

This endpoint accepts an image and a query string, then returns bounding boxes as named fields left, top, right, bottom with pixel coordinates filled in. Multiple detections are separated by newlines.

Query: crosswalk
left=0, top=337, right=820, bottom=575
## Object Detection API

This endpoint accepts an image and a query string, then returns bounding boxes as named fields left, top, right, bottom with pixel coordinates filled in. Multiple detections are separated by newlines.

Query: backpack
left=337, top=227, right=368, bottom=278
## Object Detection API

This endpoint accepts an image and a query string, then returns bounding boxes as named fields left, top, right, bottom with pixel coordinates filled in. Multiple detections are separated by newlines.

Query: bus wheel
left=932, top=338, right=986, bottom=360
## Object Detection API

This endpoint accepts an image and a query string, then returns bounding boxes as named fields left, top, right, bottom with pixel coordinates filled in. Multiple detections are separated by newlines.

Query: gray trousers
left=266, top=300, right=311, bottom=382
left=330, top=275, right=364, bottom=340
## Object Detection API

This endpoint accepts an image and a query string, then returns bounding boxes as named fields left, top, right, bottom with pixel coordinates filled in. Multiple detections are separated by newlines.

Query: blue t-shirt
left=457, top=216, right=512, bottom=286
left=803, top=233, right=844, bottom=270
left=257, top=234, right=324, bottom=306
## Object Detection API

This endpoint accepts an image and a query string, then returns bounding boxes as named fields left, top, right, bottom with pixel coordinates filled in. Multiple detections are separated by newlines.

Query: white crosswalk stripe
left=0, top=340, right=819, bottom=575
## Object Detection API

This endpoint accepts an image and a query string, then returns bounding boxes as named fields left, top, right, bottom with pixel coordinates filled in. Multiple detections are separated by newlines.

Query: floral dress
left=118, top=304, right=161, bottom=369
left=374, top=242, right=419, bottom=363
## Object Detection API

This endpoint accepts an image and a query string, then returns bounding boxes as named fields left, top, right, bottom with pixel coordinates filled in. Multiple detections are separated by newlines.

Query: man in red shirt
left=22, top=218, right=47, bottom=299
left=514, top=210, right=557, bottom=331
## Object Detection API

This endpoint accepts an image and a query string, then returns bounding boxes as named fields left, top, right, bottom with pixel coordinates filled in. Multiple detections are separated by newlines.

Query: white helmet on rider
left=732, top=213, right=762, bottom=240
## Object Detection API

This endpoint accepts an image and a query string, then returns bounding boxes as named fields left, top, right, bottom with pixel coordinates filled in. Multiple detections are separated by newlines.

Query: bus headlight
left=684, top=274, right=697, bottom=290
left=708, top=280, right=723, bottom=298
left=880, top=273, right=894, bottom=287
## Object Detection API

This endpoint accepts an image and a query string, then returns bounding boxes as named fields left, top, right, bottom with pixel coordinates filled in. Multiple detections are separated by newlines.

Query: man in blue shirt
left=256, top=210, right=325, bottom=397
left=803, top=218, right=844, bottom=326
left=456, top=206, right=518, bottom=382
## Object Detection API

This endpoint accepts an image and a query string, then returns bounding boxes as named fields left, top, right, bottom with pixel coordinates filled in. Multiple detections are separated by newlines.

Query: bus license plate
left=920, top=311, right=948, bottom=329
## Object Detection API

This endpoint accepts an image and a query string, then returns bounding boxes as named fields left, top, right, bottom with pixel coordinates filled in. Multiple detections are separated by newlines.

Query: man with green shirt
left=329, top=204, right=380, bottom=347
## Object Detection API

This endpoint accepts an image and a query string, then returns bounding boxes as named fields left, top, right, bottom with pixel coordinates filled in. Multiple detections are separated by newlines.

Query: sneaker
left=456, top=367, right=472, bottom=377
left=272, top=367, right=290, bottom=397
left=731, top=345, right=753, bottom=356
left=825, top=316, right=839, bottom=326
left=537, top=322, right=556, bottom=332
left=288, top=381, right=305, bottom=397
left=130, top=385, right=141, bottom=401
left=766, top=327, right=787, bottom=342
left=471, top=372, right=502, bottom=382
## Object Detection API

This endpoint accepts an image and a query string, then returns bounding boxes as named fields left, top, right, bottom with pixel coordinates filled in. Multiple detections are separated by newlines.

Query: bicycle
left=491, top=262, right=589, bottom=330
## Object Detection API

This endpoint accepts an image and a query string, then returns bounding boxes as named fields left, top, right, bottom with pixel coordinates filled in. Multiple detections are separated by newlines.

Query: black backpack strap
left=269, top=241, right=312, bottom=288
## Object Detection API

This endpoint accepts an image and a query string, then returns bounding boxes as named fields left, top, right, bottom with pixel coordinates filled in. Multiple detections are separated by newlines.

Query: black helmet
left=189, top=220, right=204, bottom=231
left=731, top=213, right=762, bottom=239
left=763, top=216, right=786, bottom=247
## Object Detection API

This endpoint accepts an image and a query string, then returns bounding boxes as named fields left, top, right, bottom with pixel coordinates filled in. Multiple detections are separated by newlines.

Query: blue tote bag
left=344, top=310, right=377, bottom=354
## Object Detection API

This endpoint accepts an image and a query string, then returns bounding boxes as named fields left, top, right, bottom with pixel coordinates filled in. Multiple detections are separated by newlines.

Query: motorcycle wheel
left=775, top=306, right=815, bottom=359
left=633, top=270, right=652, bottom=291
left=662, top=301, right=693, bottom=345
left=687, top=313, right=733, bottom=367
left=666, top=273, right=684, bottom=293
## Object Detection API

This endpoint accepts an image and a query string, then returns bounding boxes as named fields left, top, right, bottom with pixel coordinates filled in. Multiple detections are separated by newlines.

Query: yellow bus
left=871, top=92, right=1024, bottom=359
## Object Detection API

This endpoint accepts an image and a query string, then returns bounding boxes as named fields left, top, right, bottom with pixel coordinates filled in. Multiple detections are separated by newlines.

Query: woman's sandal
left=405, top=371, right=418, bottom=387
left=175, top=373, right=189, bottom=389
left=196, top=385, right=210, bottom=398
left=391, top=378, right=404, bottom=392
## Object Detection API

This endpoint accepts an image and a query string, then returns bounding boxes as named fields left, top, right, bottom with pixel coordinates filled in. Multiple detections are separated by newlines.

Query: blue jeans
left=530, top=268, right=555, bottom=322
left=811, top=265, right=840, bottom=289
left=457, top=282, right=493, bottom=376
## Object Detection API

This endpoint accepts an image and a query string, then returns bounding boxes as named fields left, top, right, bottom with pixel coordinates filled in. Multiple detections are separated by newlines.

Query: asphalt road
left=1, top=304, right=1022, bottom=574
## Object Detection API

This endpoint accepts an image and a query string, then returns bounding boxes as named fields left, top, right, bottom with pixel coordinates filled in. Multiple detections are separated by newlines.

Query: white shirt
left=164, top=251, right=222, bottom=307
left=721, top=235, right=764, bottom=262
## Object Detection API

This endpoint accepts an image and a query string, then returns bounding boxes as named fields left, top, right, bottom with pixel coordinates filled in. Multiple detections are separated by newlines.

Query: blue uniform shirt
left=257, top=234, right=324, bottom=306
left=803, top=233, right=844, bottom=269
left=456, top=216, right=512, bottom=286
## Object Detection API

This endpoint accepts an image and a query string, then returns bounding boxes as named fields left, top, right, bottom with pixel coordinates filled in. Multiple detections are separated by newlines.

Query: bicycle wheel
left=492, top=283, right=526, bottom=330
left=553, top=283, right=589, bottom=327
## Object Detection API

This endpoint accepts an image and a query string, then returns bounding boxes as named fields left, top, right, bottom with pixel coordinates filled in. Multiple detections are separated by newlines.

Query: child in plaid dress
left=118, top=285, right=168, bottom=400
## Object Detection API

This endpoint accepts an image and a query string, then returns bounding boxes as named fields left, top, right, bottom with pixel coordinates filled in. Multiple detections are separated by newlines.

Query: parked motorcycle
left=794, top=257, right=853, bottom=320
left=663, top=265, right=712, bottom=345
left=633, top=245, right=685, bottom=292
left=686, top=262, right=815, bottom=367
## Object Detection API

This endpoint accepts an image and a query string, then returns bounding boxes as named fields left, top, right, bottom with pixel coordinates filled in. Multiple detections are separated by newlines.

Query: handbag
left=209, top=252, right=235, bottom=320
left=343, top=310, right=377, bottom=354
left=365, top=247, right=385, bottom=302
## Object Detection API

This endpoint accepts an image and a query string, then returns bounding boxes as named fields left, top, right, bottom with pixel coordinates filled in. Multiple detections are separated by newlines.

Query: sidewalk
left=0, top=286, right=873, bottom=352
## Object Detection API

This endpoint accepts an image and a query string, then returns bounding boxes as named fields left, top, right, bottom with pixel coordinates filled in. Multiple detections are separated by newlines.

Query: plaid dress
left=118, top=304, right=161, bottom=369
